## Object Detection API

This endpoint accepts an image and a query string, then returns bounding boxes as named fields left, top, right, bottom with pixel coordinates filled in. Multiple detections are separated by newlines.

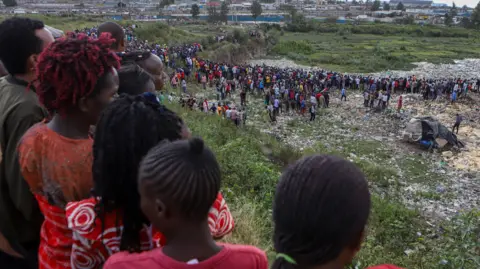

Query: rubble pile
left=373, top=59, right=480, bottom=80
left=193, top=57, right=480, bottom=220
left=250, top=58, right=480, bottom=79
left=244, top=90, right=479, bottom=220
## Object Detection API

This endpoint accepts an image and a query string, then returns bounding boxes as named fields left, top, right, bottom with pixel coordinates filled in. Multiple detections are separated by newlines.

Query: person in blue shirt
left=451, top=90, right=457, bottom=103
left=341, top=87, right=347, bottom=101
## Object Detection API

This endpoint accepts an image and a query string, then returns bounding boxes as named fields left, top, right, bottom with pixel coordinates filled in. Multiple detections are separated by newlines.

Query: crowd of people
left=0, top=17, right=474, bottom=269
left=74, top=23, right=478, bottom=128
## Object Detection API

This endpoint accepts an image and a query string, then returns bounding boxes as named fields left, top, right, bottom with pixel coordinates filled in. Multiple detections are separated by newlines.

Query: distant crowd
left=0, top=17, right=473, bottom=269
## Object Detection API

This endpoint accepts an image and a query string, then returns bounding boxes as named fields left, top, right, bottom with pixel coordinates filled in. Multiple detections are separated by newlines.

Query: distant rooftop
left=389, top=0, right=433, bottom=4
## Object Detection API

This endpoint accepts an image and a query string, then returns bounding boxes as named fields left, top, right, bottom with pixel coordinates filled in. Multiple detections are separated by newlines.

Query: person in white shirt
left=309, top=105, right=316, bottom=121
left=382, top=92, right=388, bottom=109
left=226, top=107, right=232, bottom=119
left=310, top=95, right=317, bottom=108
left=377, top=91, right=383, bottom=108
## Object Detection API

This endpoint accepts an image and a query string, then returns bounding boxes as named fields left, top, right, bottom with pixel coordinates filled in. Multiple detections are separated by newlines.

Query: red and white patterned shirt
left=66, top=193, right=234, bottom=269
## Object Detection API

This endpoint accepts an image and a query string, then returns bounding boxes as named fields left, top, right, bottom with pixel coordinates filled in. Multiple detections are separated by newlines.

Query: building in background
left=389, top=0, right=433, bottom=8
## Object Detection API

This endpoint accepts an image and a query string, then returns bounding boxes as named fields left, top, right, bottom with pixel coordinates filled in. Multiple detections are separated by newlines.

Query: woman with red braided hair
left=17, top=33, right=120, bottom=269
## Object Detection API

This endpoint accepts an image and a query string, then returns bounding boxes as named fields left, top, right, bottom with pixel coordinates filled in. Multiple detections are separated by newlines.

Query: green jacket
left=0, top=75, right=48, bottom=256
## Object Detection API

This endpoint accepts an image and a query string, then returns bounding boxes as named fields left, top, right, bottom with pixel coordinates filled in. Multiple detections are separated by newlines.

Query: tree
left=159, top=0, right=173, bottom=8
left=191, top=4, right=200, bottom=19
left=383, top=2, right=390, bottom=10
left=460, top=16, right=472, bottom=28
left=462, top=4, right=468, bottom=11
left=2, top=0, right=17, bottom=6
left=396, top=2, right=404, bottom=10
left=471, top=1, right=480, bottom=28
left=451, top=2, right=458, bottom=16
left=251, top=1, right=262, bottom=22
left=371, top=0, right=381, bottom=11
left=351, top=0, right=358, bottom=4
left=220, top=2, right=229, bottom=23
left=207, top=6, right=219, bottom=23
left=444, top=12, right=453, bottom=26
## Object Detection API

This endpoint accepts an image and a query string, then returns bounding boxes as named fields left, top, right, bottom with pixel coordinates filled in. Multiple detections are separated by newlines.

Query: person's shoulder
left=222, top=243, right=268, bottom=261
left=104, top=249, right=163, bottom=269
left=0, top=79, right=42, bottom=112
left=20, top=123, right=48, bottom=144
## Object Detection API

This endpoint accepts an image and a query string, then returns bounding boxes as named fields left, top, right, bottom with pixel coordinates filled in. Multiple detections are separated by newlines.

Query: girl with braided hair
left=272, top=155, right=403, bottom=269
left=65, top=95, right=235, bottom=269
left=103, top=137, right=266, bottom=269
left=18, top=33, right=120, bottom=269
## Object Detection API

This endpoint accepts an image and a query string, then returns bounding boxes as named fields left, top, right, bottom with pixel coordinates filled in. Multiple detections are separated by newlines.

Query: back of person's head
left=272, top=155, right=371, bottom=269
left=0, top=17, right=54, bottom=76
left=120, top=51, right=165, bottom=90
left=98, top=22, right=125, bottom=52
left=34, top=33, right=120, bottom=119
left=93, top=94, right=186, bottom=251
left=118, top=64, right=154, bottom=95
left=138, top=137, right=221, bottom=233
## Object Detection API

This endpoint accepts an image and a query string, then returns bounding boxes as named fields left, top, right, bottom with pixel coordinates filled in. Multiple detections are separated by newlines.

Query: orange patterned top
left=19, top=122, right=93, bottom=207
left=18, top=122, right=94, bottom=269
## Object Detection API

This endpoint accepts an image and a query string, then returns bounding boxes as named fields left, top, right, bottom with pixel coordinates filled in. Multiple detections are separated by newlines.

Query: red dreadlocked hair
left=34, top=32, right=120, bottom=115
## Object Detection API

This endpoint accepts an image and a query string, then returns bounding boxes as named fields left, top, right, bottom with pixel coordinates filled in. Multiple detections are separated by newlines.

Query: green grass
left=274, top=31, right=480, bottom=73
left=168, top=102, right=479, bottom=269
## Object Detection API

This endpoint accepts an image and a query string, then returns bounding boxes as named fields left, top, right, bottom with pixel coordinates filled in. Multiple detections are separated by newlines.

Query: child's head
left=272, top=155, right=371, bottom=269
left=138, top=137, right=221, bottom=236
left=118, top=64, right=155, bottom=95
left=93, top=94, right=188, bottom=251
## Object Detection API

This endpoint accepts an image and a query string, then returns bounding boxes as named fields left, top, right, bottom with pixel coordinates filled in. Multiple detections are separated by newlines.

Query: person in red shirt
left=397, top=95, right=403, bottom=113
left=104, top=138, right=267, bottom=269
left=271, top=155, right=404, bottom=269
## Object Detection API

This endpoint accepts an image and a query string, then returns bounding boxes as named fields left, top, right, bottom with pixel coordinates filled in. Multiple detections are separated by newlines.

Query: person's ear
left=155, top=198, right=168, bottom=220
left=120, top=39, right=125, bottom=50
left=78, top=96, right=91, bottom=114
left=27, top=54, right=38, bottom=72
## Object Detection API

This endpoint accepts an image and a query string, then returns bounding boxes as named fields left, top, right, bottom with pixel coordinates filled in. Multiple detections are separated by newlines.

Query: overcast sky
left=433, top=0, right=478, bottom=7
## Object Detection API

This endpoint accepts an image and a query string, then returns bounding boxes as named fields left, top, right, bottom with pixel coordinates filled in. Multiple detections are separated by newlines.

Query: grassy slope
left=169, top=99, right=479, bottom=269
left=273, top=25, right=480, bottom=73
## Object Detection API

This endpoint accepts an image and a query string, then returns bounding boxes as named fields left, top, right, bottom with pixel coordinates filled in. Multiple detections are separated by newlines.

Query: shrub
left=271, top=40, right=314, bottom=55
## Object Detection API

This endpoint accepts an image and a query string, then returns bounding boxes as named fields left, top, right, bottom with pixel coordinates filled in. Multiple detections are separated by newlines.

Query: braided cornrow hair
left=34, top=32, right=120, bottom=115
left=138, top=137, right=220, bottom=222
left=272, top=155, right=371, bottom=269
left=92, top=94, right=184, bottom=252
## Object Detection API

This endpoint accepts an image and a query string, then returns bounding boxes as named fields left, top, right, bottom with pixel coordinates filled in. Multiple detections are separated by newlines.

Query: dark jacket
left=0, top=75, right=48, bottom=259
